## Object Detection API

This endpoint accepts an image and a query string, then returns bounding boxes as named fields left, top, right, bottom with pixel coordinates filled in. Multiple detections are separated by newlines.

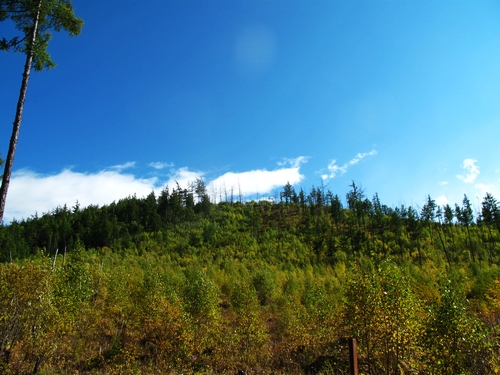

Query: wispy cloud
left=474, top=183, right=495, bottom=199
left=277, top=156, right=309, bottom=168
left=322, top=150, right=377, bottom=180
left=432, top=160, right=500, bottom=212
left=109, top=161, right=135, bottom=172
left=456, top=158, right=479, bottom=184
left=4, top=158, right=308, bottom=222
left=149, top=161, right=174, bottom=170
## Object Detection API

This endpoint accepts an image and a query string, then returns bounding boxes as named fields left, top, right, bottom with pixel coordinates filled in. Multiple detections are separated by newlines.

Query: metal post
left=349, top=337, right=359, bottom=375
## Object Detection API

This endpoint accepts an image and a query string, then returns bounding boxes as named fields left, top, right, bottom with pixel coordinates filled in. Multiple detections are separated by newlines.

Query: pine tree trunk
left=437, top=227, right=450, bottom=266
left=0, top=1, right=42, bottom=222
left=466, top=225, right=474, bottom=261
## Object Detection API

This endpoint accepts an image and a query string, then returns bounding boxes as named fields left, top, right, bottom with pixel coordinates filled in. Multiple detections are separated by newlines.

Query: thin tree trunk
left=52, top=248, right=58, bottom=271
left=466, top=225, right=474, bottom=261
left=0, top=0, right=43, bottom=222
left=437, top=227, right=451, bottom=266
left=487, top=225, right=494, bottom=265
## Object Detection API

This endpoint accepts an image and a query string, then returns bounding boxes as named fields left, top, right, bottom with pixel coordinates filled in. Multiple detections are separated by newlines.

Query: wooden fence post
left=349, top=337, right=359, bottom=375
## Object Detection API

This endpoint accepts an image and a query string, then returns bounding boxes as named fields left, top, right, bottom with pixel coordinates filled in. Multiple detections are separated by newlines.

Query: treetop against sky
left=1, top=0, right=500, bottom=222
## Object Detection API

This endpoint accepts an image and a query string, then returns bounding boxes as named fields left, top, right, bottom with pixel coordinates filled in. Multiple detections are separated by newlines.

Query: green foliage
left=423, top=277, right=494, bottom=374
left=345, top=261, right=423, bottom=374
left=0, top=183, right=499, bottom=373
left=252, top=266, right=278, bottom=306
left=229, top=281, right=270, bottom=368
left=183, top=266, right=219, bottom=321
left=0, top=260, right=57, bottom=373
left=1, top=0, right=83, bottom=71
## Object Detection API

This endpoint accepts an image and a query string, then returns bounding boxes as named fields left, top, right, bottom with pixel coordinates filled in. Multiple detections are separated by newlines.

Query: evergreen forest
left=1, top=181, right=500, bottom=374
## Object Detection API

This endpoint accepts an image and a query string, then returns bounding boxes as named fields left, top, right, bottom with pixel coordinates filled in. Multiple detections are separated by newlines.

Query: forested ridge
left=1, top=181, right=500, bottom=374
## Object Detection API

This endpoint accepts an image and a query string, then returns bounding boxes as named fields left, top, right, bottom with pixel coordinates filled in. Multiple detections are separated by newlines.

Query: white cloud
left=6, top=168, right=159, bottom=222
left=4, top=158, right=307, bottom=222
left=208, top=168, right=303, bottom=201
left=165, top=167, right=204, bottom=189
left=435, top=195, right=449, bottom=206
left=207, top=158, right=306, bottom=201
left=456, top=158, right=479, bottom=184
left=277, top=156, right=309, bottom=168
left=149, top=161, right=174, bottom=170
left=323, top=150, right=377, bottom=180
left=474, top=183, right=495, bottom=199
left=430, top=165, right=500, bottom=214
left=109, top=161, right=135, bottom=172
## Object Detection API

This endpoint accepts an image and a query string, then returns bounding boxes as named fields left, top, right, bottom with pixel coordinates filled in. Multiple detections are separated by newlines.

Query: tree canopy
left=1, top=0, right=83, bottom=70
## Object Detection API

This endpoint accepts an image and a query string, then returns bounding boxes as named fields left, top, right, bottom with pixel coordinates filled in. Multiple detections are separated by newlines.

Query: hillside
left=0, top=182, right=499, bottom=374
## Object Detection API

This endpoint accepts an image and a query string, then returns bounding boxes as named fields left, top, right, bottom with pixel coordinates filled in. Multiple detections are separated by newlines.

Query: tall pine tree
left=0, top=0, right=83, bottom=222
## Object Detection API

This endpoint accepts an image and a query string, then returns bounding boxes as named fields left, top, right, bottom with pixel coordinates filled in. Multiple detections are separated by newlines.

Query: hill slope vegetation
left=0, top=182, right=499, bottom=374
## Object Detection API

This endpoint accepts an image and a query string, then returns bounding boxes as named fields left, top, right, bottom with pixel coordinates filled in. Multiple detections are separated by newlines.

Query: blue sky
left=1, top=0, right=500, bottom=222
